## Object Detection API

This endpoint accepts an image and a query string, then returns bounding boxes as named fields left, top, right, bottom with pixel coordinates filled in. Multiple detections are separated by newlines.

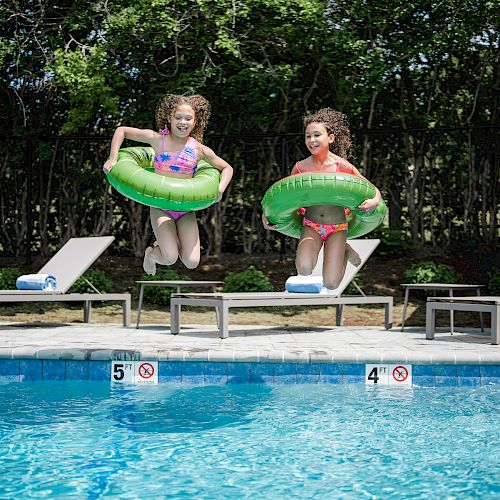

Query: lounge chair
left=0, top=236, right=131, bottom=326
left=170, top=239, right=392, bottom=338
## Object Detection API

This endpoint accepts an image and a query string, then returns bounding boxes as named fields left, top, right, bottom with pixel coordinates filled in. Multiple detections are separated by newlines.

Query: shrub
left=0, top=267, right=22, bottom=290
left=141, top=268, right=190, bottom=305
left=69, top=268, right=113, bottom=294
left=368, top=227, right=416, bottom=257
left=404, top=261, right=461, bottom=284
left=223, top=266, right=273, bottom=293
left=404, top=261, right=461, bottom=296
left=487, top=267, right=500, bottom=295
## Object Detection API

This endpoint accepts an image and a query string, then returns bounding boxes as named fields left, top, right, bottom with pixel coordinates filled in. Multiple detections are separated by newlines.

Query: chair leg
left=385, top=300, right=393, bottom=330
left=426, top=303, right=436, bottom=340
left=401, top=287, right=409, bottom=331
left=477, top=289, right=484, bottom=332
left=492, top=306, right=499, bottom=345
left=83, top=301, right=92, bottom=323
left=136, top=285, right=144, bottom=329
left=449, top=290, right=454, bottom=335
left=123, top=297, right=131, bottom=327
left=219, top=303, right=229, bottom=339
left=212, top=285, right=220, bottom=325
left=335, top=305, right=344, bottom=326
left=171, top=301, right=180, bottom=335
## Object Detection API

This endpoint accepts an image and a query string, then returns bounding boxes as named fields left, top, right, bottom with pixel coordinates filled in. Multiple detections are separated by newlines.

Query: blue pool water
left=0, top=382, right=499, bottom=498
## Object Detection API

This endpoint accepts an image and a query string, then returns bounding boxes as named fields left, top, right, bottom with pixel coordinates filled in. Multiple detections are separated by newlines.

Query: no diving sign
left=111, top=361, right=158, bottom=385
left=366, top=364, right=412, bottom=386
left=391, top=365, right=410, bottom=383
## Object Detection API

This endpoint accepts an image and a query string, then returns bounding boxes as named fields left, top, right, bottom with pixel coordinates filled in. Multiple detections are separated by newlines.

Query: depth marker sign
left=111, top=361, right=158, bottom=384
left=111, top=361, right=134, bottom=384
left=365, top=364, right=412, bottom=386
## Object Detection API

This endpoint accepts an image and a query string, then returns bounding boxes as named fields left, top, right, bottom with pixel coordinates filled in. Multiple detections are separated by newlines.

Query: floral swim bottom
left=302, top=216, right=348, bottom=241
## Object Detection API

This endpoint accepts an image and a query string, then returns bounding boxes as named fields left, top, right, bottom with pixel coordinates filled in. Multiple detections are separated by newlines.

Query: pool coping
left=0, top=323, right=498, bottom=386
left=0, top=322, right=498, bottom=365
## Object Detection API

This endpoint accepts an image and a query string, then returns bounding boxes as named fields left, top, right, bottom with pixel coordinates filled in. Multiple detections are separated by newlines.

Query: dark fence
left=0, top=126, right=498, bottom=263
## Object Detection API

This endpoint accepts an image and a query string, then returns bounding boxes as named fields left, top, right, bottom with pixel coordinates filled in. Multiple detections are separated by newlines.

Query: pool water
left=0, top=382, right=499, bottom=498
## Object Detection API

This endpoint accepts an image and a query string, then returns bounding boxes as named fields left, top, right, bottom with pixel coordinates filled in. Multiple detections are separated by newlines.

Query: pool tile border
left=0, top=359, right=499, bottom=386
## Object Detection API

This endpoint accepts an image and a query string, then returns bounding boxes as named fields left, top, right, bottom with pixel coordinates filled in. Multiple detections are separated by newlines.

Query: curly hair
left=155, top=94, right=211, bottom=142
left=303, top=108, right=353, bottom=159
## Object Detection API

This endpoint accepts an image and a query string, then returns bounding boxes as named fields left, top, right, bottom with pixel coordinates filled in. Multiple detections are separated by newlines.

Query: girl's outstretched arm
left=349, top=164, right=381, bottom=213
left=103, top=127, right=156, bottom=172
left=199, top=145, right=234, bottom=197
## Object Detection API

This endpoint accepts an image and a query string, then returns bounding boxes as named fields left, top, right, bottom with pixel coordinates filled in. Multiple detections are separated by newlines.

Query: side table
left=400, top=283, right=485, bottom=333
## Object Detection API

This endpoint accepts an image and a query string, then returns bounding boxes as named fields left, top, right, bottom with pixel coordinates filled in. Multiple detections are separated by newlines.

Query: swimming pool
left=1, top=382, right=499, bottom=498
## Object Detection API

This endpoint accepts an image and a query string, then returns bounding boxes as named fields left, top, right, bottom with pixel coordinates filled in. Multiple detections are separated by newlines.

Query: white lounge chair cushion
left=16, top=274, right=57, bottom=291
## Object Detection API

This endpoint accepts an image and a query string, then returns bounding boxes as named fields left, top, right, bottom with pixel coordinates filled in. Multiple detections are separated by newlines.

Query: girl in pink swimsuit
left=103, top=94, right=233, bottom=275
left=262, top=108, right=382, bottom=290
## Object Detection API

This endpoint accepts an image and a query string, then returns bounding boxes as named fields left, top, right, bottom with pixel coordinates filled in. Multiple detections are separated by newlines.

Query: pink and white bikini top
left=153, top=129, right=198, bottom=175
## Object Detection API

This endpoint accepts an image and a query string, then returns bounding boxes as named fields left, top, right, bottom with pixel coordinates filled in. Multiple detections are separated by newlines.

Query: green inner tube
left=106, top=146, right=221, bottom=210
left=261, top=172, right=387, bottom=239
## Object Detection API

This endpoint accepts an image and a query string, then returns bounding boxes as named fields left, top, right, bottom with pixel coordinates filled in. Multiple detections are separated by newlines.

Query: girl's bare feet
left=143, top=246, right=157, bottom=275
left=346, top=244, right=361, bottom=266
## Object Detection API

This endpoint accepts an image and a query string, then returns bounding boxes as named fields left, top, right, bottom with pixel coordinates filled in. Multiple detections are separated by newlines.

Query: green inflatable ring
left=106, top=146, right=221, bottom=210
left=261, top=172, right=387, bottom=239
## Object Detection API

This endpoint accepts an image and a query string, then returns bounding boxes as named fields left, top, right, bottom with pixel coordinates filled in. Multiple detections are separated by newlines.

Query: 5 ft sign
left=111, top=361, right=158, bottom=385
left=365, top=364, right=412, bottom=386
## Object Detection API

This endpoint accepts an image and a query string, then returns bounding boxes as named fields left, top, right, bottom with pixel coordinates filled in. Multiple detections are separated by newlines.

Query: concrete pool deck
left=0, top=322, right=498, bottom=365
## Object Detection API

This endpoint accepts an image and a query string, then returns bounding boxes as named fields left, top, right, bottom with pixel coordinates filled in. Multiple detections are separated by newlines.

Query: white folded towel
left=285, top=275, right=324, bottom=293
left=16, top=274, right=57, bottom=291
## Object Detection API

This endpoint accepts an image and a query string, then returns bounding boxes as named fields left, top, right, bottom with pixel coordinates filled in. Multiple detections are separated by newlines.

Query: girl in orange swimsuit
left=103, top=94, right=233, bottom=275
left=262, top=108, right=382, bottom=290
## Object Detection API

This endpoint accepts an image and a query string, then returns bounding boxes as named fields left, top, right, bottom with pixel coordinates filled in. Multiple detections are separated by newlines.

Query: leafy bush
left=69, top=268, right=113, bottom=294
left=223, top=266, right=273, bottom=293
left=404, top=261, right=461, bottom=296
left=487, top=267, right=500, bottom=295
left=369, top=227, right=416, bottom=257
left=0, top=267, right=22, bottom=290
left=404, top=261, right=461, bottom=284
left=141, top=268, right=190, bottom=305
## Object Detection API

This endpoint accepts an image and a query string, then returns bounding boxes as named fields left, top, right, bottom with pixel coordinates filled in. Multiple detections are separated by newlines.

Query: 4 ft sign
left=365, top=364, right=412, bottom=386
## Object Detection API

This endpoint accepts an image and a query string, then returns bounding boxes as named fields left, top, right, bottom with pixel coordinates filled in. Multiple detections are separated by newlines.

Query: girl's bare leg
left=144, top=208, right=180, bottom=275
left=295, top=226, right=323, bottom=275
left=176, top=212, right=200, bottom=269
left=322, top=230, right=348, bottom=290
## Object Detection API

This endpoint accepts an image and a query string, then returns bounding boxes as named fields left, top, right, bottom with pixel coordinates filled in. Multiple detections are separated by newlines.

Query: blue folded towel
left=16, top=274, right=57, bottom=291
left=285, top=275, right=324, bottom=293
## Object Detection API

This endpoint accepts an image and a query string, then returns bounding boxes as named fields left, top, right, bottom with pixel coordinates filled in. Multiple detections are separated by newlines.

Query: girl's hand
left=103, top=159, right=117, bottom=173
left=215, top=191, right=223, bottom=203
left=357, top=198, right=379, bottom=213
left=262, top=214, right=276, bottom=230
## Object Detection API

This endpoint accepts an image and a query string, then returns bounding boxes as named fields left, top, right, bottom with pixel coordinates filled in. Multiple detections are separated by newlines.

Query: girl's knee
left=181, top=248, right=200, bottom=269
left=182, top=258, right=200, bottom=269
left=295, top=257, right=315, bottom=276
left=155, top=246, right=178, bottom=266
left=180, top=252, right=200, bottom=269
left=323, top=275, right=342, bottom=290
